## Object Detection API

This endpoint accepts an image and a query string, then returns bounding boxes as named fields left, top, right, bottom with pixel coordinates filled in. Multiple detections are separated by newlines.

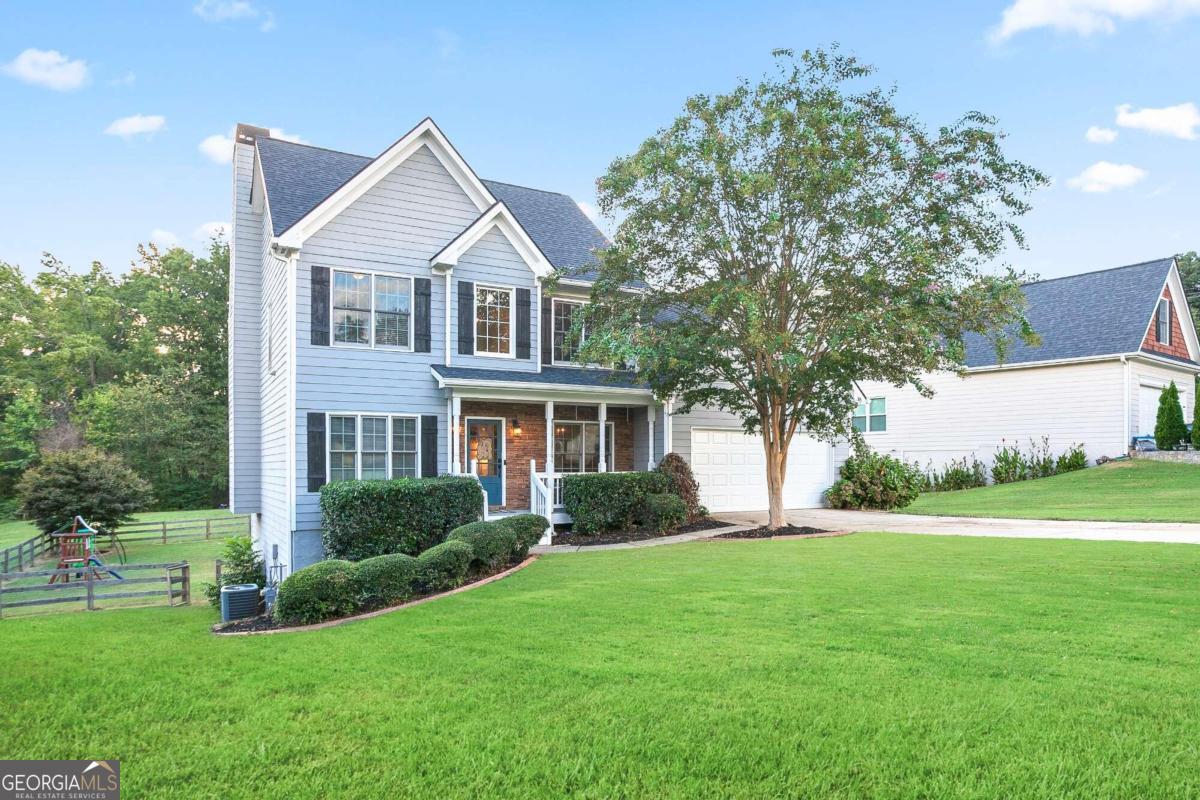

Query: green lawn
left=905, top=459, right=1200, bottom=522
left=0, top=507, right=237, bottom=549
left=3, top=533, right=1199, bottom=798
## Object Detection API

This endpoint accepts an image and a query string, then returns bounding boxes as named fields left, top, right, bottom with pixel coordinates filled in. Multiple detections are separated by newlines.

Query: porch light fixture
left=511, top=418, right=522, bottom=436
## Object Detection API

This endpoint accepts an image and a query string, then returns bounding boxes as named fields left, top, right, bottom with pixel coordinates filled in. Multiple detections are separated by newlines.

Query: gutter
left=966, top=350, right=1200, bottom=375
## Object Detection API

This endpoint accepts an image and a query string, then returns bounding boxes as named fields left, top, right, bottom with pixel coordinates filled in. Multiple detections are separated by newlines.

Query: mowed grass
left=0, top=507, right=238, bottom=548
left=3, top=533, right=1200, bottom=798
left=905, top=459, right=1200, bottom=522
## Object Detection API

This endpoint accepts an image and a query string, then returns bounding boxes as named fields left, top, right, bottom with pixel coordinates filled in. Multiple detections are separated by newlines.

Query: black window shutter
left=306, top=413, right=327, bottom=492
left=516, top=287, right=531, bottom=359
left=457, top=280, right=474, bottom=355
left=311, top=266, right=330, bottom=346
left=414, top=278, right=432, bottom=352
left=420, top=415, right=438, bottom=477
left=541, top=294, right=552, bottom=363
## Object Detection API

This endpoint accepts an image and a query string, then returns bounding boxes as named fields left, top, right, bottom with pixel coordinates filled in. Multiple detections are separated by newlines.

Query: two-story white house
left=229, top=119, right=1200, bottom=576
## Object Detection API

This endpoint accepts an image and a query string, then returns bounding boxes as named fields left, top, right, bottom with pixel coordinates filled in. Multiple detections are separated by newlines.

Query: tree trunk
left=764, top=437, right=789, bottom=530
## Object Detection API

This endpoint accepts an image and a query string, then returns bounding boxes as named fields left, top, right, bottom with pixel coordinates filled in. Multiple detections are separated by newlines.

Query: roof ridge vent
left=235, top=123, right=271, bottom=146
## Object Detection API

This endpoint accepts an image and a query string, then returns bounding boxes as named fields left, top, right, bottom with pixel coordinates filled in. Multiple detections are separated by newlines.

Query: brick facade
left=1140, top=286, right=1191, bottom=361
left=458, top=400, right=638, bottom=511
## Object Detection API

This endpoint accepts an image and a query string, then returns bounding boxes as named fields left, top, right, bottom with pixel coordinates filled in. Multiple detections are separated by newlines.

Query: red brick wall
left=1141, top=286, right=1191, bottom=360
left=458, top=401, right=638, bottom=511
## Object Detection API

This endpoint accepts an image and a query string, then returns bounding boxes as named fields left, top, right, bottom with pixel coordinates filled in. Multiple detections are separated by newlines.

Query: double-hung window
left=475, top=285, right=514, bottom=356
left=851, top=398, right=887, bottom=433
left=1156, top=299, right=1171, bottom=345
left=552, top=299, right=586, bottom=364
left=332, top=270, right=412, bottom=349
left=553, top=421, right=615, bottom=473
left=327, top=414, right=420, bottom=482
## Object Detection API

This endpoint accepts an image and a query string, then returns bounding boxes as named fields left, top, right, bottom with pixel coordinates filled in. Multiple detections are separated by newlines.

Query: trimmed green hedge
left=448, top=521, right=518, bottom=572
left=320, top=476, right=483, bottom=560
left=354, top=553, right=419, bottom=610
left=641, top=492, right=687, bottom=534
left=498, top=513, right=549, bottom=558
left=273, top=560, right=359, bottom=626
left=562, top=472, right=669, bottom=534
left=416, top=540, right=474, bottom=592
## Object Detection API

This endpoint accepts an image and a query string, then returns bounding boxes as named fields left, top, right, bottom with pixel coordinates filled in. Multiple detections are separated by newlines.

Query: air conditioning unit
left=220, top=583, right=261, bottom=622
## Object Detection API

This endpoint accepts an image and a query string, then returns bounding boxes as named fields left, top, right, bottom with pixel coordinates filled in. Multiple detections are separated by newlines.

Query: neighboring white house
left=228, top=119, right=1199, bottom=576
left=851, top=258, right=1199, bottom=472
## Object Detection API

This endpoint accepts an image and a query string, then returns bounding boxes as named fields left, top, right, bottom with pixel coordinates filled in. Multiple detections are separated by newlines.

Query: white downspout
left=1121, top=354, right=1130, bottom=454
left=443, top=270, right=452, bottom=367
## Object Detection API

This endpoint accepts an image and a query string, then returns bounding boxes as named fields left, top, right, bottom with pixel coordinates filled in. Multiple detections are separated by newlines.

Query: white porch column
left=544, top=400, right=555, bottom=474
left=598, top=402, right=608, bottom=472
left=646, top=404, right=656, bottom=471
left=664, top=397, right=673, bottom=458
left=451, top=395, right=462, bottom=474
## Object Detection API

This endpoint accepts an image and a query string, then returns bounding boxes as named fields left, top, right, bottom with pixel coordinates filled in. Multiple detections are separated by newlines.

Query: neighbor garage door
left=690, top=428, right=833, bottom=513
left=1138, top=384, right=1164, bottom=437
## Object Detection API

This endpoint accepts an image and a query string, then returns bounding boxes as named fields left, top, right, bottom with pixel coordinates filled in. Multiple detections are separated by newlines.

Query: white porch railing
left=529, top=460, right=555, bottom=545
left=467, top=458, right=488, bottom=521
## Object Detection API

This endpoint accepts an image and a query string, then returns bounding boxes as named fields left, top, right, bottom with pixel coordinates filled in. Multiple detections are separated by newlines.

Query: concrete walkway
left=715, top=508, right=1200, bottom=545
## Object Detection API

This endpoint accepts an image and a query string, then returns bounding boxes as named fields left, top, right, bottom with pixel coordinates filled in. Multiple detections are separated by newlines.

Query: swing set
left=48, top=516, right=127, bottom=584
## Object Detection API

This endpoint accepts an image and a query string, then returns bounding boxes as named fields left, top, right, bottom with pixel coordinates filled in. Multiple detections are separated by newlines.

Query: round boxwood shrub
left=16, top=447, right=152, bottom=534
left=273, top=559, right=360, bottom=626
left=448, top=521, right=518, bottom=572
left=498, top=513, right=550, bottom=558
left=655, top=453, right=703, bottom=522
left=825, top=438, right=923, bottom=511
left=354, top=553, right=420, bottom=610
left=417, top=539, right=473, bottom=592
left=640, top=492, right=687, bottom=534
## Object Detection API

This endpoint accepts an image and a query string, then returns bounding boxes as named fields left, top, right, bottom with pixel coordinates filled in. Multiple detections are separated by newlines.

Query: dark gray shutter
left=414, top=278, right=431, bottom=353
left=420, top=415, right=438, bottom=477
left=306, top=413, right=327, bottom=492
left=457, top=280, right=474, bottom=355
left=311, top=266, right=330, bottom=346
left=516, top=287, right=531, bottom=359
left=541, top=294, right=552, bottom=363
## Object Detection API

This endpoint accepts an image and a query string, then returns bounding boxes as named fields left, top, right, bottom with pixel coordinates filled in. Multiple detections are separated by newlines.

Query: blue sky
left=1, top=0, right=1197, bottom=280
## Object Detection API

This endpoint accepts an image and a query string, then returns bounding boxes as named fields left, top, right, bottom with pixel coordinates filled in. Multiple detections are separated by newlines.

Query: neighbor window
left=475, top=286, right=513, bottom=355
left=1156, top=299, right=1171, bottom=345
left=553, top=421, right=615, bottom=473
left=327, top=414, right=419, bottom=481
left=332, top=270, right=413, bottom=348
left=852, top=398, right=887, bottom=433
left=552, top=299, right=586, bottom=363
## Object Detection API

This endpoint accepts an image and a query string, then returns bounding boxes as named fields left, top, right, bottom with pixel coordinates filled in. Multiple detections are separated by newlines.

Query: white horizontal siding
left=1131, top=360, right=1195, bottom=436
left=451, top=227, right=539, bottom=372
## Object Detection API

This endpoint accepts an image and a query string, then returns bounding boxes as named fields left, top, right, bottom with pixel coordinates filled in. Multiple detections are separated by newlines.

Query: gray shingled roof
left=963, top=257, right=1176, bottom=367
left=255, top=137, right=609, bottom=275
left=432, top=365, right=646, bottom=390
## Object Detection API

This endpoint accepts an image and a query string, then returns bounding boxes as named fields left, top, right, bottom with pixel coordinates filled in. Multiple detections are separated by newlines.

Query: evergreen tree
left=1192, top=378, right=1200, bottom=449
left=1154, top=381, right=1187, bottom=450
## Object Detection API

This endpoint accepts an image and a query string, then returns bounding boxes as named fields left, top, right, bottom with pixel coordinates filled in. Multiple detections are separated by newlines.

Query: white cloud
left=199, top=125, right=306, bottom=164
left=150, top=229, right=180, bottom=248
left=193, top=221, right=230, bottom=241
left=2, top=48, right=89, bottom=91
left=1085, top=125, right=1118, bottom=143
left=1067, top=161, right=1147, bottom=192
left=991, top=0, right=1200, bottom=42
left=1115, top=102, right=1200, bottom=139
left=104, top=114, right=166, bottom=139
left=193, top=0, right=276, bottom=31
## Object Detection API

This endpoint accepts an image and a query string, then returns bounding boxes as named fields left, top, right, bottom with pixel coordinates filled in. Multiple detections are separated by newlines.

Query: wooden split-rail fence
left=0, top=562, right=190, bottom=616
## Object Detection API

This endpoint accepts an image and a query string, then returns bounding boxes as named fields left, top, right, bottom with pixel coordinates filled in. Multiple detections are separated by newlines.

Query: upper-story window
left=475, top=285, right=513, bottom=357
left=332, top=269, right=412, bottom=349
left=552, top=298, right=586, bottom=363
left=852, top=398, right=886, bottom=433
left=1156, top=299, right=1171, bottom=345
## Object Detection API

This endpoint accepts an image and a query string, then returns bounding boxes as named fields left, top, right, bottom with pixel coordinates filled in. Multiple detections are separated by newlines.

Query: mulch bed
left=714, top=524, right=831, bottom=540
left=214, top=614, right=281, bottom=634
left=551, top=517, right=733, bottom=547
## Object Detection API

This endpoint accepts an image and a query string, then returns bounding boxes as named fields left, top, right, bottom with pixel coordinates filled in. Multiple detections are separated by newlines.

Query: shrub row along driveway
left=4, top=534, right=1200, bottom=798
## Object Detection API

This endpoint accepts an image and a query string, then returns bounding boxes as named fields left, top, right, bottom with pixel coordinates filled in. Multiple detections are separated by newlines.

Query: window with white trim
left=332, top=270, right=413, bottom=349
left=552, top=298, right=586, bottom=363
left=1156, top=299, right=1171, bottom=345
left=328, top=414, right=420, bottom=482
left=852, top=398, right=886, bottom=433
left=553, top=421, right=615, bottom=472
left=475, top=285, right=513, bottom=356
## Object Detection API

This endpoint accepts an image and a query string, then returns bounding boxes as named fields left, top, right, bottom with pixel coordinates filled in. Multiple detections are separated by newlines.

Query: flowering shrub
left=825, top=438, right=924, bottom=510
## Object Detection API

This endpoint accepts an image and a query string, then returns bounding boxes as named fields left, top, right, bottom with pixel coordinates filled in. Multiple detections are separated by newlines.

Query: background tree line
left=0, top=239, right=228, bottom=516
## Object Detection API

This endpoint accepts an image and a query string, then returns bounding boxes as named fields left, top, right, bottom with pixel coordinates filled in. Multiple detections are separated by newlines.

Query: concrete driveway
left=714, top=508, right=1200, bottom=545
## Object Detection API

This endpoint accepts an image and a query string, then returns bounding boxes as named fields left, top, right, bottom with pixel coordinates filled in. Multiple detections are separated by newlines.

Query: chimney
left=235, top=123, right=271, bottom=146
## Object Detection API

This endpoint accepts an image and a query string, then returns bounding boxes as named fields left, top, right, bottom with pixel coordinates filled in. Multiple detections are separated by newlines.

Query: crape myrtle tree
left=577, top=48, right=1047, bottom=528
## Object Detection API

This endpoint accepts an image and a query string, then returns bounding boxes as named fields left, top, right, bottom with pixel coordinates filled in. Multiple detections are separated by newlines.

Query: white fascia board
left=1166, top=261, right=1200, bottom=360
left=430, top=366, right=650, bottom=397
left=275, top=118, right=496, bottom=249
left=1126, top=351, right=1200, bottom=373
left=430, top=202, right=553, bottom=279
left=965, top=350, right=1200, bottom=374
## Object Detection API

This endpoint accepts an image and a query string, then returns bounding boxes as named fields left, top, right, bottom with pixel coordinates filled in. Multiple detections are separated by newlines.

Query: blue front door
left=468, top=419, right=503, bottom=505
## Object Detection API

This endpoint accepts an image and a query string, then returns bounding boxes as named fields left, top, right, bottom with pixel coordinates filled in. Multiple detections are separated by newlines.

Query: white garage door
left=1138, top=384, right=1163, bottom=437
left=690, top=428, right=832, bottom=513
